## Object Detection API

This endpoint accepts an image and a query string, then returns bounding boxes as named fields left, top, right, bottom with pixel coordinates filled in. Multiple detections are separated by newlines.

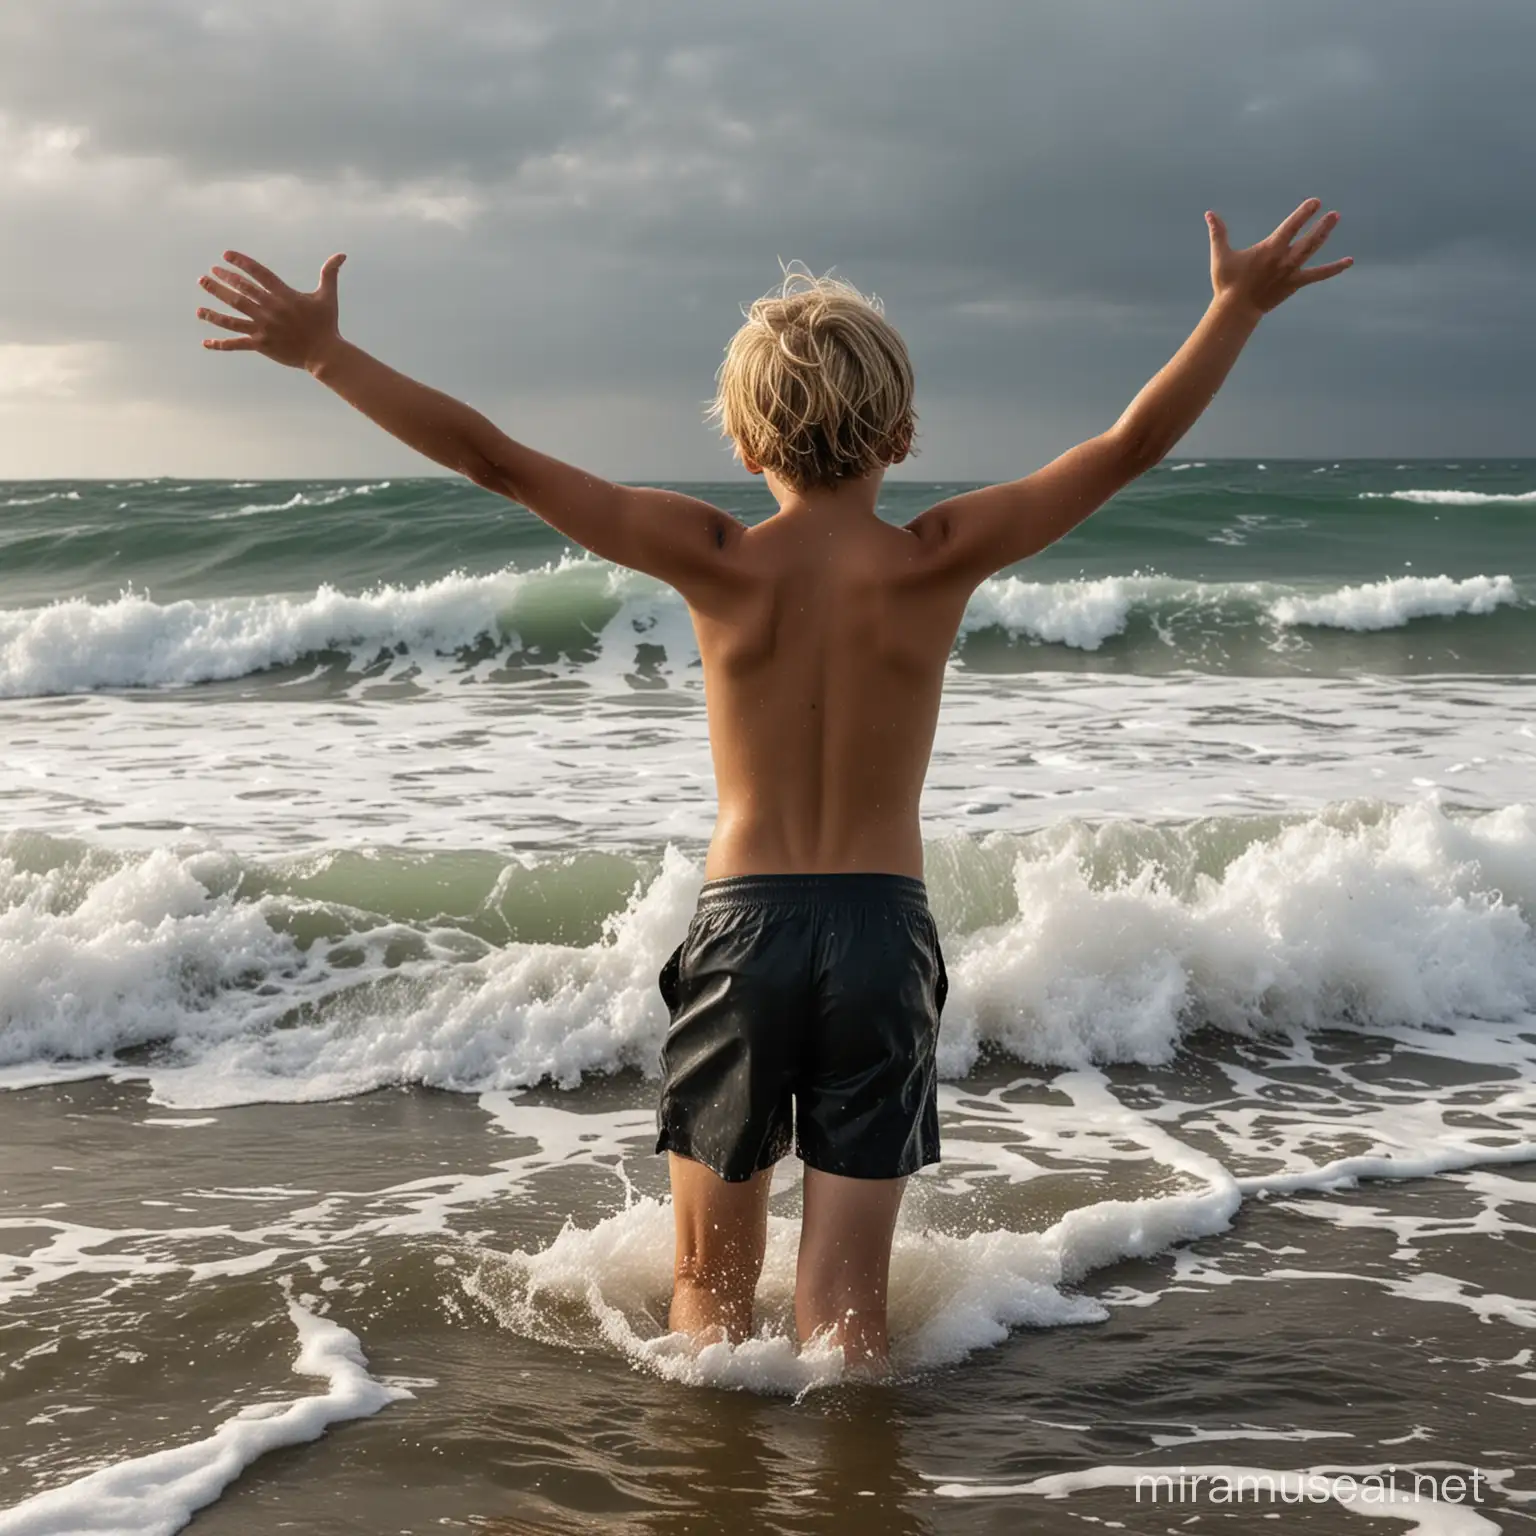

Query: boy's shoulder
left=694, top=500, right=977, bottom=604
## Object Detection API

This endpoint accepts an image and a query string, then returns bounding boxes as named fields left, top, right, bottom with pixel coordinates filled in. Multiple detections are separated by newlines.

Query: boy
left=196, top=198, right=1350, bottom=1368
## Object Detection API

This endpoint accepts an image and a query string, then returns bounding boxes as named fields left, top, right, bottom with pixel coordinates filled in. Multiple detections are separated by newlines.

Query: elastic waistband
left=696, top=871, right=929, bottom=912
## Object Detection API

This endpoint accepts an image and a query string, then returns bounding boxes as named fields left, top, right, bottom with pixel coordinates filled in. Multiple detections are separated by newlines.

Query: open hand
left=196, top=251, right=347, bottom=370
left=1207, top=199, right=1353, bottom=314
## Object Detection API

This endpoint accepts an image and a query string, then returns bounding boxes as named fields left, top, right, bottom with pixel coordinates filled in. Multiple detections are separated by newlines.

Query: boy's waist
left=695, top=871, right=930, bottom=914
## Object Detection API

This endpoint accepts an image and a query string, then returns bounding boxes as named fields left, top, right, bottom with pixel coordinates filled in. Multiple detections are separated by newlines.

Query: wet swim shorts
left=654, top=872, right=947, bottom=1183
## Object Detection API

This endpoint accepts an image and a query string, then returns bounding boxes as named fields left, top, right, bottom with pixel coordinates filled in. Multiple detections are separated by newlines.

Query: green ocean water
left=1, top=460, right=1532, bottom=689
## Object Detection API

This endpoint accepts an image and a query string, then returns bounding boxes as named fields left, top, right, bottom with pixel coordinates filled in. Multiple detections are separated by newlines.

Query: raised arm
left=195, top=251, right=742, bottom=592
left=909, top=198, right=1353, bottom=584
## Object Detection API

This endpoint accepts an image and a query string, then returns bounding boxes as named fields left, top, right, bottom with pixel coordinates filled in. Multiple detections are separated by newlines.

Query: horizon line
left=4, top=455, right=1536, bottom=485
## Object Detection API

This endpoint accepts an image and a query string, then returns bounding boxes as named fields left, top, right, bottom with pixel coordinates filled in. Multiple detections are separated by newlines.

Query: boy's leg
left=795, top=1168, right=908, bottom=1367
left=667, top=1152, right=774, bottom=1344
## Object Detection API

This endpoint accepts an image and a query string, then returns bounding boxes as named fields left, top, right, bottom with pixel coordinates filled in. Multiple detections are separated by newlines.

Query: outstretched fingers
left=213, top=266, right=268, bottom=303
left=199, top=273, right=259, bottom=314
left=201, top=335, right=255, bottom=351
left=1297, top=256, right=1355, bottom=286
left=196, top=306, right=253, bottom=334
left=1272, top=197, right=1322, bottom=245
left=1292, top=210, right=1340, bottom=264
left=223, top=250, right=287, bottom=293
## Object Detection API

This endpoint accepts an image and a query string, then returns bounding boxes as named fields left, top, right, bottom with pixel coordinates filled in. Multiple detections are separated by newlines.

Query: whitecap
left=1269, top=573, right=1518, bottom=631
left=1359, top=488, right=1536, bottom=506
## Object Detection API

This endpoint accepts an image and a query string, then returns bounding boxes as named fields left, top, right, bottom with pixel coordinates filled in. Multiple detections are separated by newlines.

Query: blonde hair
left=707, top=264, right=917, bottom=492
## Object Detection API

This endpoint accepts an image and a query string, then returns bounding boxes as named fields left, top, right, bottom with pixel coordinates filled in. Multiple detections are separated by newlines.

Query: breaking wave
left=0, top=565, right=1527, bottom=697
left=2, top=800, right=1532, bottom=1107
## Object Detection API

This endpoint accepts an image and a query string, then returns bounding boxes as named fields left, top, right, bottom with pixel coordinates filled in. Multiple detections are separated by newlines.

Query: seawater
left=1, top=461, right=1534, bottom=1533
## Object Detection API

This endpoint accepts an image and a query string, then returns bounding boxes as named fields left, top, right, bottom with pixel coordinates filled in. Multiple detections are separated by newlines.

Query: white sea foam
left=0, top=563, right=1152, bottom=697
left=463, top=1069, right=1241, bottom=1393
left=0, top=1298, right=407, bottom=1536
left=0, top=566, right=529, bottom=696
left=0, top=490, right=80, bottom=508
left=1270, top=573, right=1519, bottom=631
left=225, top=480, right=394, bottom=517
left=938, top=800, right=1536, bottom=1076
left=468, top=1196, right=1122, bottom=1394
left=1360, top=488, right=1536, bottom=506
left=0, top=845, right=302, bottom=1067
left=2, top=802, right=1531, bottom=1107
left=0, top=555, right=673, bottom=697
left=959, top=573, right=1147, bottom=650
left=6, top=1050, right=1536, bottom=1422
left=138, top=843, right=706, bottom=1106
left=462, top=1050, right=1536, bottom=1393
left=0, top=560, right=1526, bottom=697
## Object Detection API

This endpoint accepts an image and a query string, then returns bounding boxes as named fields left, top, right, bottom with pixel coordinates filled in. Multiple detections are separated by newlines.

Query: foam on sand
left=467, top=1070, right=1241, bottom=1394
left=463, top=1060, right=1536, bottom=1395
left=0, top=1298, right=408, bottom=1536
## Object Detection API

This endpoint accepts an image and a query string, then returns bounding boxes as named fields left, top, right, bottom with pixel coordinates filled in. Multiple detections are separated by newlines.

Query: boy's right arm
left=909, top=198, right=1353, bottom=584
left=195, top=251, right=743, bottom=597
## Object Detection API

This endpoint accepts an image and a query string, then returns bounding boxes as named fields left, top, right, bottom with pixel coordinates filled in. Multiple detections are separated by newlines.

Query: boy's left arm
left=195, top=250, right=741, bottom=589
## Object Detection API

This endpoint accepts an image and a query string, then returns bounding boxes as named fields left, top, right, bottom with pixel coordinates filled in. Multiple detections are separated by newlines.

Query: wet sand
left=4, top=1063, right=1533, bottom=1533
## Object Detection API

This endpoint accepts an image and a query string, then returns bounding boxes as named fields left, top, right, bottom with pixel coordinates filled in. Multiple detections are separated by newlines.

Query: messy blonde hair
left=707, top=264, right=917, bottom=492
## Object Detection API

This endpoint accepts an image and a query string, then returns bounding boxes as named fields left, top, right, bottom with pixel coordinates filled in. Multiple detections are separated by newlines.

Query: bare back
left=687, top=504, right=970, bottom=879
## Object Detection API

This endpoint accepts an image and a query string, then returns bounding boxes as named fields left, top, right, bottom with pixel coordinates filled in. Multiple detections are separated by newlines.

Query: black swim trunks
left=655, top=873, right=947, bottom=1183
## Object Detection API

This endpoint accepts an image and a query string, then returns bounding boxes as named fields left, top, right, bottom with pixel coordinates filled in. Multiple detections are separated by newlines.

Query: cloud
left=0, top=0, right=1532, bottom=476
left=0, top=342, right=101, bottom=400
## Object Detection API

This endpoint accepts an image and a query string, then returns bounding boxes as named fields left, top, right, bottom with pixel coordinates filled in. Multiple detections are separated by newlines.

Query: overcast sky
left=1, top=0, right=1531, bottom=480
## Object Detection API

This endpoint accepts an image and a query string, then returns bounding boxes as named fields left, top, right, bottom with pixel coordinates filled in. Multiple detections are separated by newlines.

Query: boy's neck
left=763, top=467, right=887, bottom=522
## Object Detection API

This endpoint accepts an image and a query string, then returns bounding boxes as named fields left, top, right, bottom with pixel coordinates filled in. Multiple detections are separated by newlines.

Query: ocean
left=1, top=460, right=1533, bottom=1533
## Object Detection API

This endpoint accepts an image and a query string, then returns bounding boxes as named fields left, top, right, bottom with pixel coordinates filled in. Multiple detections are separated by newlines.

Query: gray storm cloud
left=0, top=0, right=1531, bottom=477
